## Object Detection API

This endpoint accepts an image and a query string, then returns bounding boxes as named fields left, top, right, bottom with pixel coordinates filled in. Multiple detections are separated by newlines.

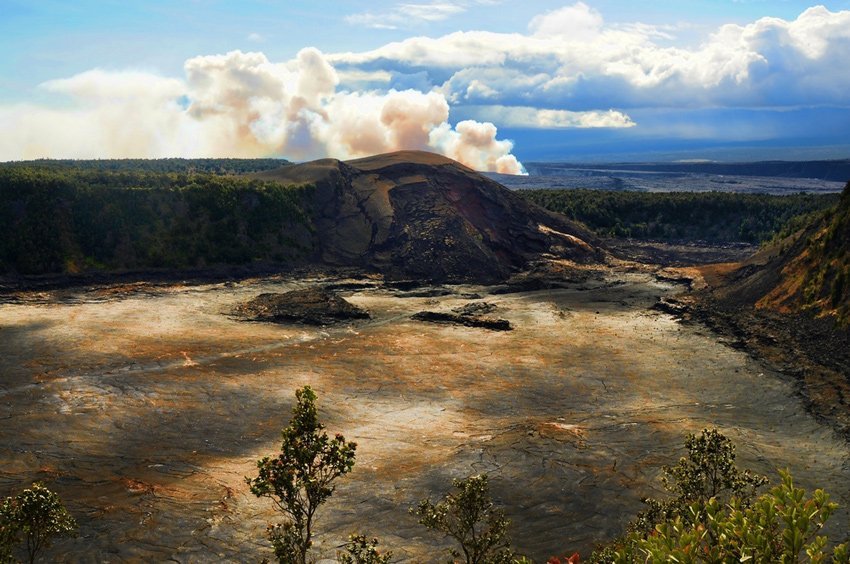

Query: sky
left=1, top=0, right=850, bottom=170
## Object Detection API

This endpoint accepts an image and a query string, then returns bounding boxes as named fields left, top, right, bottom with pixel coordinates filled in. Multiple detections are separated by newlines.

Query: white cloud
left=331, top=4, right=850, bottom=110
left=430, top=120, right=523, bottom=174
left=5, top=4, right=847, bottom=168
left=346, top=1, right=466, bottom=29
left=467, top=105, right=635, bottom=129
left=398, top=3, right=465, bottom=21
left=0, top=49, right=524, bottom=173
left=528, top=2, right=604, bottom=41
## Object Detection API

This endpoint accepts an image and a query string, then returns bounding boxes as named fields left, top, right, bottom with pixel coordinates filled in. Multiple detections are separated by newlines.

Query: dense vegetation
left=0, top=167, right=313, bottom=275
left=519, top=189, right=839, bottom=243
left=0, top=158, right=287, bottom=175
left=1, top=159, right=843, bottom=277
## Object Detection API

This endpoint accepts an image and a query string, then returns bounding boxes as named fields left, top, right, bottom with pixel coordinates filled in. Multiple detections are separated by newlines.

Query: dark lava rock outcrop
left=452, top=301, right=498, bottom=316
left=253, top=151, right=603, bottom=283
left=412, top=300, right=511, bottom=331
left=232, top=288, right=369, bottom=325
left=411, top=311, right=512, bottom=331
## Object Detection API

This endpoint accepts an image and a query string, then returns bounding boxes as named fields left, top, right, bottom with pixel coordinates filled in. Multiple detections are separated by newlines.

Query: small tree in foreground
left=0, top=482, right=77, bottom=564
left=247, top=386, right=357, bottom=564
left=0, top=497, right=16, bottom=564
left=414, top=474, right=519, bottom=564
left=589, top=428, right=849, bottom=563
left=624, top=470, right=849, bottom=563
left=630, top=428, right=767, bottom=534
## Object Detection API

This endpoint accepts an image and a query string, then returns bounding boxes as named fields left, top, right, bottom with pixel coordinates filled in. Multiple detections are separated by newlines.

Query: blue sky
left=2, top=0, right=850, bottom=167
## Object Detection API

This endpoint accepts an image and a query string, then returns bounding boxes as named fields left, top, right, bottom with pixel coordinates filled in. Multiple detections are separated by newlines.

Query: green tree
left=247, top=386, right=357, bottom=564
left=338, top=534, right=393, bottom=564
left=414, top=474, right=518, bottom=564
left=632, top=428, right=767, bottom=533
left=625, top=470, right=849, bottom=563
left=590, top=429, right=768, bottom=563
left=0, top=482, right=77, bottom=564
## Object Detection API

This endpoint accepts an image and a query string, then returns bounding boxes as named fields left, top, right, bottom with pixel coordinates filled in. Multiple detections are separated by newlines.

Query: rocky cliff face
left=253, top=151, right=603, bottom=282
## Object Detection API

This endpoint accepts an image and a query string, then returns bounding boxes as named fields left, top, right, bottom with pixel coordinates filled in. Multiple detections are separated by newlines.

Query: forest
left=0, top=166, right=313, bottom=275
left=519, top=189, right=839, bottom=243
left=0, top=157, right=288, bottom=175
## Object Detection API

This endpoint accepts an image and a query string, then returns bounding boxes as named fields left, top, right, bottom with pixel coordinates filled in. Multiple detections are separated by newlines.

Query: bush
left=338, top=534, right=393, bottom=564
left=630, top=428, right=767, bottom=534
left=625, top=471, right=849, bottom=563
left=414, top=474, right=520, bottom=564
left=590, top=429, right=850, bottom=563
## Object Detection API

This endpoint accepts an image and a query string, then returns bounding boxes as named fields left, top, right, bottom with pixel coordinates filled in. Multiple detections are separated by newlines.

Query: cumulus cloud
left=0, top=49, right=524, bottom=173
left=330, top=4, right=850, bottom=110
left=430, top=120, right=522, bottom=174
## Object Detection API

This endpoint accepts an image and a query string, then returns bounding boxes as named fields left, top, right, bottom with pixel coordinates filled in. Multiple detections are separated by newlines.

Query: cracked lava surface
left=1, top=272, right=848, bottom=562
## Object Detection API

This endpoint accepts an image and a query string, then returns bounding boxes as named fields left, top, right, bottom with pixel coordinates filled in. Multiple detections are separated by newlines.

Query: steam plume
left=0, top=48, right=524, bottom=174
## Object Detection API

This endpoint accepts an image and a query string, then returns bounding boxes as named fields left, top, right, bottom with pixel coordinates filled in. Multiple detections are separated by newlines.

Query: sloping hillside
left=792, top=182, right=850, bottom=323
left=689, top=182, right=850, bottom=435
left=253, top=150, right=603, bottom=282
left=712, top=182, right=850, bottom=324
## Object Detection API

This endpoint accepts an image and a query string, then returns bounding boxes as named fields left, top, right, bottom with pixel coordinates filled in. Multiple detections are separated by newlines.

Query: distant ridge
left=0, top=157, right=288, bottom=175
left=526, top=159, right=850, bottom=182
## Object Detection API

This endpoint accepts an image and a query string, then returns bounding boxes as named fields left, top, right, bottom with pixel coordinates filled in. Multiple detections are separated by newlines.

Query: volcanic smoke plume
left=0, top=48, right=524, bottom=174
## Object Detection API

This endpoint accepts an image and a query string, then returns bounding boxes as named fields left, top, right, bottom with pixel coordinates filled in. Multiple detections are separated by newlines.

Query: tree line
left=0, top=158, right=287, bottom=175
left=519, top=189, right=839, bottom=243
left=0, top=167, right=314, bottom=274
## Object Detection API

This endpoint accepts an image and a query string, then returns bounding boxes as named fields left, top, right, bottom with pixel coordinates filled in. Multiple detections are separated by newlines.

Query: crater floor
left=1, top=273, right=847, bottom=561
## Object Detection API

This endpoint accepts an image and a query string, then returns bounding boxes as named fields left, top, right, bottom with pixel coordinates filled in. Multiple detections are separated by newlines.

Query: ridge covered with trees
left=0, top=158, right=288, bottom=175
left=0, top=167, right=313, bottom=274
left=798, top=182, right=850, bottom=323
left=519, top=189, right=839, bottom=243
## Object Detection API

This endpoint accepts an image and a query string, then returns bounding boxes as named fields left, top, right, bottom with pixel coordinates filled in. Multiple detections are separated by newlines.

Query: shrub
left=628, top=470, right=849, bottom=563
left=338, top=534, right=392, bottom=564
left=630, top=428, right=767, bottom=534
left=414, top=474, right=520, bottom=564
